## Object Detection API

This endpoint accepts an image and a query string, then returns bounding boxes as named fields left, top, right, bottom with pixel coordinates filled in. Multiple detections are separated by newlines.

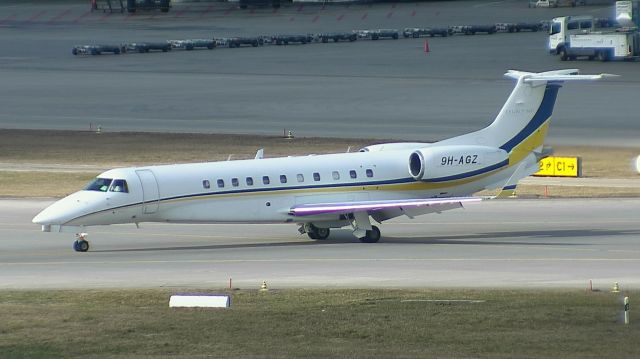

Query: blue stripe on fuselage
left=422, top=159, right=509, bottom=183
left=499, top=83, right=562, bottom=153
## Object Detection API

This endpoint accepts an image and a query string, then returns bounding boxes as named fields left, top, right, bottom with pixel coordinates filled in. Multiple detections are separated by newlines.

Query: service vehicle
left=238, top=0, right=280, bottom=9
left=353, top=29, right=372, bottom=39
left=72, top=44, right=123, bottom=55
left=403, top=27, right=450, bottom=37
left=496, top=23, right=541, bottom=33
left=529, top=0, right=579, bottom=8
left=403, top=28, right=428, bottom=38
left=319, top=32, right=357, bottom=43
left=449, top=24, right=497, bottom=35
left=515, top=22, right=542, bottom=32
left=92, top=0, right=126, bottom=13
left=370, top=29, right=399, bottom=40
left=227, top=37, right=263, bottom=48
left=125, top=0, right=170, bottom=13
left=181, top=39, right=216, bottom=50
left=549, top=15, right=640, bottom=61
left=126, top=42, right=171, bottom=53
left=495, top=23, right=518, bottom=33
left=273, top=34, right=313, bottom=45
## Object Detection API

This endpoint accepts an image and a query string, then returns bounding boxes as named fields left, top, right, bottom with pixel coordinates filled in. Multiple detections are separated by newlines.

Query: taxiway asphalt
left=0, top=1, right=638, bottom=147
left=1, top=1, right=638, bottom=291
left=2, top=198, right=638, bottom=290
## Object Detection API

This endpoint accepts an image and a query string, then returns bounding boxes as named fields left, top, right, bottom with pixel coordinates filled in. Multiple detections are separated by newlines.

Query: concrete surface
left=1, top=198, right=638, bottom=289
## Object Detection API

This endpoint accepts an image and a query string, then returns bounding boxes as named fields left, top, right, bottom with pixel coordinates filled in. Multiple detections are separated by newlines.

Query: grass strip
left=0, top=289, right=638, bottom=358
left=0, top=171, right=95, bottom=198
left=1, top=129, right=639, bottom=198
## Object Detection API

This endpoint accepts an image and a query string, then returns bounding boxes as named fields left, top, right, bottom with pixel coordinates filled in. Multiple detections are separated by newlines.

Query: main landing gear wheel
left=359, top=225, right=381, bottom=243
left=306, top=224, right=330, bottom=240
left=73, top=233, right=90, bottom=252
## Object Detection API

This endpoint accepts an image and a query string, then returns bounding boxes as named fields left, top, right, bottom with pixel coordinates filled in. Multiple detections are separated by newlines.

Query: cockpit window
left=85, top=178, right=112, bottom=192
left=109, top=179, right=129, bottom=193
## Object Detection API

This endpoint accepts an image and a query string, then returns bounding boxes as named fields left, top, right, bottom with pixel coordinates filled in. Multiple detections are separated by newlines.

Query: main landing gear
left=305, top=223, right=330, bottom=240
left=73, top=233, right=90, bottom=252
left=301, top=222, right=382, bottom=243
left=359, top=225, right=381, bottom=243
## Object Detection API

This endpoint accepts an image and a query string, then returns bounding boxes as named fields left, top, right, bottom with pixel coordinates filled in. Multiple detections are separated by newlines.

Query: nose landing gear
left=73, top=233, right=90, bottom=252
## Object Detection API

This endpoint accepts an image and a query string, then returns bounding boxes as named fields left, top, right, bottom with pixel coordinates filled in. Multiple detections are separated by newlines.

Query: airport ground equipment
left=549, top=14, right=640, bottom=61
left=72, top=44, right=124, bottom=55
left=403, top=28, right=429, bottom=38
left=514, top=22, right=542, bottom=32
left=370, top=29, right=399, bottom=40
left=126, top=0, right=171, bottom=13
left=168, top=39, right=216, bottom=50
left=273, top=34, right=313, bottom=45
left=227, top=37, right=263, bottom=48
left=92, top=0, right=125, bottom=13
left=319, top=32, right=357, bottom=43
left=529, top=0, right=580, bottom=7
left=450, top=24, right=497, bottom=35
left=238, top=0, right=280, bottom=9
left=125, top=42, right=172, bottom=53
left=496, top=23, right=519, bottom=33
left=353, top=29, right=372, bottom=39
left=403, top=27, right=450, bottom=38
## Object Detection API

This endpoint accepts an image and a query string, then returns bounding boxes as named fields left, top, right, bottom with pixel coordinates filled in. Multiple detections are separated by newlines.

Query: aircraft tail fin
left=437, top=69, right=614, bottom=165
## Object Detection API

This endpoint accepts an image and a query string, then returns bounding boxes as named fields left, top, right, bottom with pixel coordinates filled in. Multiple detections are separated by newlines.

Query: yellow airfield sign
left=534, top=156, right=581, bottom=177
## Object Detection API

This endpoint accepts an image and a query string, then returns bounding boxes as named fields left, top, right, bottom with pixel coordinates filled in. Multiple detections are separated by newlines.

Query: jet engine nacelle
left=408, top=145, right=509, bottom=181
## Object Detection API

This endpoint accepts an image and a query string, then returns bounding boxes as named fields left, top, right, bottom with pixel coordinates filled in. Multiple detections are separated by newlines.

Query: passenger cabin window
left=349, top=170, right=357, bottom=179
left=280, top=175, right=287, bottom=184
left=313, top=172, right=321, bottom=181
left=263, top=176, right=270, bottom=185
left=217, top=179, right=225, bottom=188
left=203, top=180, right=210, bottom=189
left=366, top=169, right=374, bottom=178
left=85, top=178, right=112, bottom=192
left=231, top=178, right=239, bottom=187
left=297, top=174, right=304, bottom=182
left=246, top=177, right=254, bottom=186
left=332, top=171, right=340, bottom=180
left=109, top=179, right=129, bottom=193
left=567, top=21, right=578, bottom=30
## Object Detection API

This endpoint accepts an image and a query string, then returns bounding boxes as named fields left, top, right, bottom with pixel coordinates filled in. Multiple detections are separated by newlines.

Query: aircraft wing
left=288, top=197, right=482, bottom=217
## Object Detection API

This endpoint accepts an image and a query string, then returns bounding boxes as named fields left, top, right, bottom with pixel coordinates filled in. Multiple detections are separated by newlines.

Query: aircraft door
left=135, top=169, right=160, bottom=214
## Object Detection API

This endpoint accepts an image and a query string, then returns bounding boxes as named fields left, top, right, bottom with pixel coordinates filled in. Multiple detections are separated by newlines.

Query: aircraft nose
left=32, top=210, right=48, bottom=224
left=33, top=202, right=68, bottom=225
left=32, top=192, right=89, bottom=226
left=32, top=206, right=61, bottom=225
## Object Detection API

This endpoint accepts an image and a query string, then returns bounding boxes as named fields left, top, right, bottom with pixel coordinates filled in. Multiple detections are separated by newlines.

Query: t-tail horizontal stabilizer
left=505, top=69, right=618, bottom=85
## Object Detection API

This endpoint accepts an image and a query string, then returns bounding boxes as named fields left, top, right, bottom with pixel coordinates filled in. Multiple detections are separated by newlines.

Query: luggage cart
left=91, top=0, right=125, bottom=13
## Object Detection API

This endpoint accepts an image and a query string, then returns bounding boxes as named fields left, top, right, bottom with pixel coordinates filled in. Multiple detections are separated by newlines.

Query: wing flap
left=289, top=197, right=482, bottom=217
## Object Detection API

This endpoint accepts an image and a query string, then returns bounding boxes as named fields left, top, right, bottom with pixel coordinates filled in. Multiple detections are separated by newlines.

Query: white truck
left=549, top=15, right=640, bottom=61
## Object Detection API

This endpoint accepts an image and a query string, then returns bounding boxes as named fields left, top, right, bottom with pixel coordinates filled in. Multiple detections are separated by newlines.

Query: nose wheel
left=73, top=233, right=90, bottom=252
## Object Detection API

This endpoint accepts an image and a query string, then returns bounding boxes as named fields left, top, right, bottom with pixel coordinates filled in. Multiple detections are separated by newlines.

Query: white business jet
left=33, top=69, right=610, bottom=252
